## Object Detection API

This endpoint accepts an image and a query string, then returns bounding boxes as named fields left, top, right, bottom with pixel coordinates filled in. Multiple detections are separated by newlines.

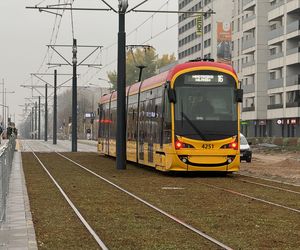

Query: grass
left=23, top=152, right=217, bottom=250
left=23, top=152, right=300, bottom=249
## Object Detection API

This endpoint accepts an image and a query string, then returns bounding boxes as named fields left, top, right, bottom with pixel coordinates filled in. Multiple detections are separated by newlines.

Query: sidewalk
left=0, top=148, right=38, bottom=249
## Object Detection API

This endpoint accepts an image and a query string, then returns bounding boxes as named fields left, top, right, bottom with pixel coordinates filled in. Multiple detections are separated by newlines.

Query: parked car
left=240, top=133, right=252, bottom=162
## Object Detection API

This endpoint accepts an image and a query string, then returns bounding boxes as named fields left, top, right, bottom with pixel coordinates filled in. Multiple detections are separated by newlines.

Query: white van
left=240, top=133, right=252, bottom=163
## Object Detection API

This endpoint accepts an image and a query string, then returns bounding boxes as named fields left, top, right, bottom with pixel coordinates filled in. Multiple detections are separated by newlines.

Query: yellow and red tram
left=98, top=60, right=243, bottom=172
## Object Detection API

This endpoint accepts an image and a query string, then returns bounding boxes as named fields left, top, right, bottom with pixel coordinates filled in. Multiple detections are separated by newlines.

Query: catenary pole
left=34, top=102, right=37, bottom=139
left=38, top=96, right=41, bottom=139
left=31, top=107, right=34, bottom=139
left=45, top=84, right=48, bottom=141
left=116, top=1, right=128, bottom=170
left=53, top=70, right=57, bottom=144
left=72, top=39, right=78, bottom=152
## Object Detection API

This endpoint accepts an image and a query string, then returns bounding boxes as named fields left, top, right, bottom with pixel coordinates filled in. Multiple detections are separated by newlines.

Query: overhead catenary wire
left=81, top=0, right=175, bottom=83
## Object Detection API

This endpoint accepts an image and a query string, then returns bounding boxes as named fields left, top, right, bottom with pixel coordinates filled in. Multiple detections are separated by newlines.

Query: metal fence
left=0, top=137, right=16, bottom=222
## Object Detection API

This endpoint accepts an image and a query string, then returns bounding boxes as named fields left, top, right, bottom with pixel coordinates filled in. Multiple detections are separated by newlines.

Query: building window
left=287, top=90, right=300, bottom=104
left=269, top=93, right=282, bottom=105
left=204, top=39, right=211, bottom=48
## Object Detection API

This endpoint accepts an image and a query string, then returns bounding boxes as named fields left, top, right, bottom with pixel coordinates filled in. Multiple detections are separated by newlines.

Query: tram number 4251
left=202, top=144, right=214, bottom=149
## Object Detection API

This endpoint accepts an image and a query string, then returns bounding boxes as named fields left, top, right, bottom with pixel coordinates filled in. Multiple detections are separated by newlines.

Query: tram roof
left=99, top=61, right=236, bottom=104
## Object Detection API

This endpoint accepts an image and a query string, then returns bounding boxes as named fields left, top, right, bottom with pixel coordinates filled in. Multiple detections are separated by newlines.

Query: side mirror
left=167, top=88, right=177, bottom=103
left=235, top=89, right=243, bottom=103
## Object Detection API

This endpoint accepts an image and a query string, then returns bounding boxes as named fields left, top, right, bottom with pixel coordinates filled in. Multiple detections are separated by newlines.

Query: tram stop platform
left=0, top=139, right=97, bottom=249
left=0, top=142, right=38, bottom=249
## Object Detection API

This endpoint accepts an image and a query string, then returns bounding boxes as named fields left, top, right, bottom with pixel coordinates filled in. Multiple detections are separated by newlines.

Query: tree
left=107, top=48, right=176, bottom=90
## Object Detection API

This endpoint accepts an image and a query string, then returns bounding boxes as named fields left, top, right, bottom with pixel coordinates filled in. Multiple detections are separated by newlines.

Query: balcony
left=242, top=36, right=255, bottom=50
left=286, top=47, right=300, bottom=65
left=268, top=51, right=283, bottom=60
left=243, top=14, right=256, bottom=24
left=268, top=26, right=284, bottom=40
left=270, top=0, right=285, bottom=11
left=267, top=104, right=283, bottom=109
left=286, top=20, right=300, bottom=34
left=243, top=0, right=255, bottom=10
left=286, top=102, right=300, bottom=108
left=286, top=74, right=300, bottom=86
left=287, top=0, right=300, bottom=13
left=268, top=78, right=284, bottom=89
left=287, top=47, right=300, bottom=55
left=242, top=60, right=255, bottom=68
left=242, top=83, right=255, bottom=94
left=243, top=0, right=254, bottom=6
left=242, top=106, right=255, bottom=112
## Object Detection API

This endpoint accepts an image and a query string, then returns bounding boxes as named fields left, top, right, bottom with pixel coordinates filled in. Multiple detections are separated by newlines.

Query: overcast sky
left=0, top=0, right=178, bottom=126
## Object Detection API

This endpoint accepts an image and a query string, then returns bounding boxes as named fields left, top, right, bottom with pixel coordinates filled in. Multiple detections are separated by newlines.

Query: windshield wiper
left=181, top=112, right=208, bottom=141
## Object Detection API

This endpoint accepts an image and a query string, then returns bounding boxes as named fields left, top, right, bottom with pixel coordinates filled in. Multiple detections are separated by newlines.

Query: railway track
left=24, top=143, right=233, bottom=250
left=22, top=140, right=300, bottom=249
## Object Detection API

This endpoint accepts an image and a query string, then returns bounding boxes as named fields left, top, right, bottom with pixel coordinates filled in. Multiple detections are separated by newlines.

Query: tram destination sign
left=185, top=74, right=227, bottom=85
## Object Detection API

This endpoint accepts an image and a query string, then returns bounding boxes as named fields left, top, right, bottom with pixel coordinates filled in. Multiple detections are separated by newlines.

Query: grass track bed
left=23, top=152, right=218, bottom=249
left=63, top=153, right=300, bottom=250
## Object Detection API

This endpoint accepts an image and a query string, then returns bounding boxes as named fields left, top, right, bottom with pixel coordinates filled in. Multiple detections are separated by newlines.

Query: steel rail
left=25, top=143, right=108, bottom=250
left=57, top=152, right=233, bottom=250
left=237, top=173, right=300, bottom=187
left=236, top=177, right=300, bottom=195
left=201, top=183, right=300, bottom=214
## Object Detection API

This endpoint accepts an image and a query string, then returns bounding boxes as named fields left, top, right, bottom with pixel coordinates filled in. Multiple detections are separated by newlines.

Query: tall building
left=178, top=0, right=233, bottom=63
left=232, top=0, right=300, bottom=137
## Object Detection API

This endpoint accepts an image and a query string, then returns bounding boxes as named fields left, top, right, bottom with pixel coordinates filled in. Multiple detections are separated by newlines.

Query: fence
left=0, top=137, right=16, bottom=222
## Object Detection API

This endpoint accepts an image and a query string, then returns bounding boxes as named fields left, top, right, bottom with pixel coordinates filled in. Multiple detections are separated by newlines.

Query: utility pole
left=72, top=39, right=77, bottom=152
left=45, top=43, right=101, bottom=152
left=0, top=79, right=4, bottom=127
left=45, top=84, right=48, bottom=141
left=117, top=0, right=128, bottom=170
left=35, top=102, right=37, bottom=139
left=31, top=107, right=34, bottom=139
left=25, top=72, right=75, bottom=144
left=38, top=96, right=41, bottom=139
left=53, top=70, right=57, bottom=144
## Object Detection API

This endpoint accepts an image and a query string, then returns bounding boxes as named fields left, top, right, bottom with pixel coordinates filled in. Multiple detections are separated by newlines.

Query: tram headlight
left=227, top=155, right=236, bottom=163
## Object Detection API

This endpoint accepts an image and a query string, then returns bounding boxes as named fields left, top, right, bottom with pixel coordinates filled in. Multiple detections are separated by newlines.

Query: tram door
left=147, top=99, right=155, bottom=163
left=139, top=102, right=145, bottom=161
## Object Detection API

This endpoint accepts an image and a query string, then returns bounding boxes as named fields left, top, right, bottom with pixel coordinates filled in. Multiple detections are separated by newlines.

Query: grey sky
left=0, top=0, right=178, bottom=126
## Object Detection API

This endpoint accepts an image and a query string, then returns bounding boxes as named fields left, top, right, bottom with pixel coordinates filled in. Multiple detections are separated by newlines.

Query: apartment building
left=178, top=0, right=233, bottom=63
left=232, top=0, right=300, bottom=137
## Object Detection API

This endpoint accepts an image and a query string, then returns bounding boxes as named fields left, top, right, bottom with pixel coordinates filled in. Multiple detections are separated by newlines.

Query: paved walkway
left=0, top=150, right=38, bottom=249
left=0, top=139, right=97, bottom=249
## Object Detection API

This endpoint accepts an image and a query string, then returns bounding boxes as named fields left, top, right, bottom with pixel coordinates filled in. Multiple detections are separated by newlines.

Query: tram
left=97, top=59, right=243, bottom=172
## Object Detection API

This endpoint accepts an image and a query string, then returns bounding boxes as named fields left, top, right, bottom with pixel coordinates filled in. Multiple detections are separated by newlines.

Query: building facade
left=178, top=0, right=233, bottom=63
left=232, top=0, right=300, bottom=137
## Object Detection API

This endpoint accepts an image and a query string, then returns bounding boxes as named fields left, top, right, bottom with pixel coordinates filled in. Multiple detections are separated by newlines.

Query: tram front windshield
left=174, top=70, right=238, bottom=141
